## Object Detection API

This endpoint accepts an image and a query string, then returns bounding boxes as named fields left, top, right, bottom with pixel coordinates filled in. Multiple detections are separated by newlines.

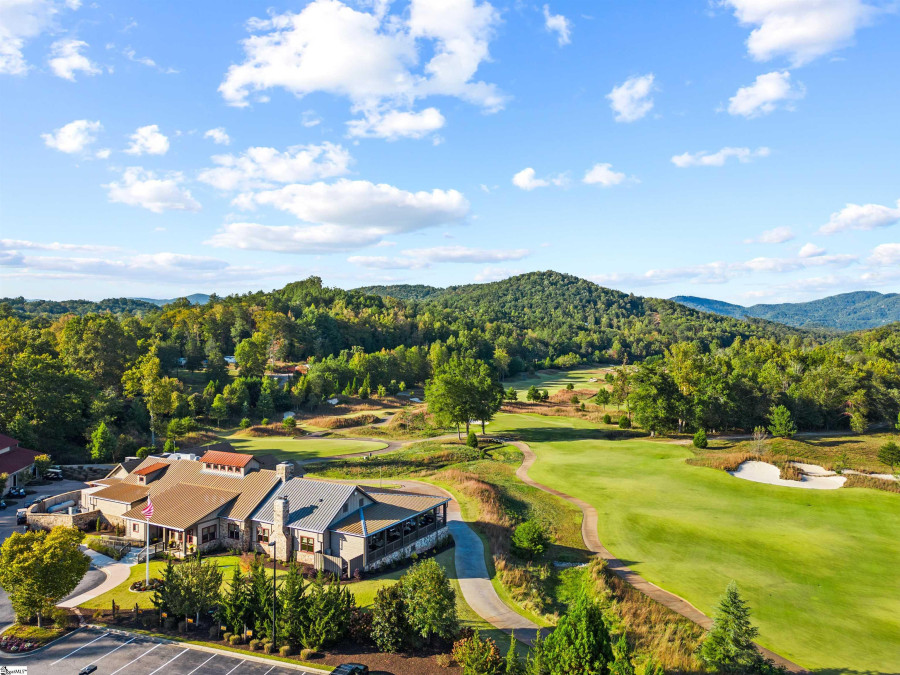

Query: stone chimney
left=272, top=495, right=291, bottom=562
left=276, top=462, right=293, bottom=483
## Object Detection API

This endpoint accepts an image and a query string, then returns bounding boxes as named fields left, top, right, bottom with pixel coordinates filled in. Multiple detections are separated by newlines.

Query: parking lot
left=11, top=627, right=327, bottom=675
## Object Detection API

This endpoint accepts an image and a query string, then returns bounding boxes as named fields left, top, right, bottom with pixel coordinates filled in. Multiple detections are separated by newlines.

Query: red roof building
left=0, top=436, right=42, bottom=495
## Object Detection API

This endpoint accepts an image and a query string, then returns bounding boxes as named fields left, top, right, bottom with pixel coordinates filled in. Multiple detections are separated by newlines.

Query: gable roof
left=0, top=434, right=20, bottom=450
left=133, top=461, right=169, bottom=476
left=91, top=482, right=151, bottom=504
left=0, top=445, right=41, bottom=475
left=251, top=478, right=358, bottom=533
left=201, top=450, right=255, bottom=468
left=118, top=456, right=280, bottom=522
left=122, top=483, right=240, bottom=530
left=331, top=491, right=448, bottom=537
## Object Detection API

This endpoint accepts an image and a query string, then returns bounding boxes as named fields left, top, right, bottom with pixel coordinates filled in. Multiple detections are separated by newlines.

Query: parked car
left=79, top=666, right=98, bottom=674
left=0, top=500, right=6, bottom=510
left=44, top=468, right=63, bottom=480
left=17, top=508, right=27, bottom=525
left=332, top=665, right=370, bottom=675
left=8, top=487, right=26, bottom=498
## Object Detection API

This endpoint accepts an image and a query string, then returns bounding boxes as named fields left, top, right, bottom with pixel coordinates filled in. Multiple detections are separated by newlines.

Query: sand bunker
left=729, top=461, right=846, bottom=490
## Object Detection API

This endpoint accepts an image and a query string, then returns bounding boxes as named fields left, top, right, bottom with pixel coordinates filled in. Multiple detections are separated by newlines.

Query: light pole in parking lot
left=268, top=539, right=277, bottom=646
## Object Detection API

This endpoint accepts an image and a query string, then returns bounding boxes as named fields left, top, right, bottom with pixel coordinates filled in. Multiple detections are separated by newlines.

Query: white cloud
left=728, top=71, right=804, bottom=117
left=104, top=167, right=201, bottom=213
left=0, top=238, right=118, bottom=253
left=868, top=243, right=900, bottom=266
left=512, top=167, right=567, bottom=191
left=47, top=38, right=100, bottom=80
left=219, top=0, right=504, bottom=136
left=607, top=74, right=655, bottom=123
left=207, top=222, right=384, bottom=253
left=122, top=46, right=177, bottom=73
left=798, top=242, right=825, bottom=258
left=198, top=142, right=352, bottom=191
left=350, top=245, right=529, bottom=268
left=0, top=0, right=78, bottom=75
left=240, top=179, right=469, bottom=230
left=204, top=127, right=231, bottom=145
left=722, top=0, right=880, bottom=66
left=125, top=124, right=170, bottom=155
left=474, top=266, right=523, bottom=282
left=347, top=107, right=445, bottom=140
left=302, top=110, right=322, bottom=127
left=543, top=5, right=571, bottom=46
left=41, top=119, right=101, bottom=153
left=582, top=163, right=626, bottom=187
left=95, top=148, right=110, bottom=159
left=819, top=199, right=900, bottom=234
left=744, top=226, right=795, bottom=244
left=672, top=146, right=770, bottom=168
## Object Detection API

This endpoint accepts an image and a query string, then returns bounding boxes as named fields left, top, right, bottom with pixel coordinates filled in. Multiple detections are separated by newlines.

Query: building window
left=257, top=527, right=270, bottom=543
left=132, top=523, right=139, bottom=533
left=228, top=523, right=240, bottom=539
left=201, top=525, right=217, bottom=544
left=300, top=536, right=314, bottom=553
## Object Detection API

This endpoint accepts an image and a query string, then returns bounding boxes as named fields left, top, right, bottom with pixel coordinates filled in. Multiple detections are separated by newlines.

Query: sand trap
left=791, top=462, right=897, bottom=482
left=729, top=461, right=846, bottom=490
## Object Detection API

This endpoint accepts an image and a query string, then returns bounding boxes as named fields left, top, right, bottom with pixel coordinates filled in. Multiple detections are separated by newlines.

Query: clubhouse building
left=81, top=449, right=449, bottom=576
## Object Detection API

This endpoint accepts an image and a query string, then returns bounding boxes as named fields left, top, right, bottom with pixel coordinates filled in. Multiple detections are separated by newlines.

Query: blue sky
left=1, top=0, right=898, bottom=302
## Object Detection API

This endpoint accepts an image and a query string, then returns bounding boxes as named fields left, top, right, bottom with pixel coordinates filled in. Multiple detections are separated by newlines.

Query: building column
left=273, top=496, right=291, bottom=562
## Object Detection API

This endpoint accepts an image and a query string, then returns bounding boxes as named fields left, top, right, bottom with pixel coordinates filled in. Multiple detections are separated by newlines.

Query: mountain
left=132, top=293, right=211, bottom=306
left=353, top=284, right=444, bottom=301
left=0, top=296, right=161, bottom=317
left=671, top=291, right=900, bottom=331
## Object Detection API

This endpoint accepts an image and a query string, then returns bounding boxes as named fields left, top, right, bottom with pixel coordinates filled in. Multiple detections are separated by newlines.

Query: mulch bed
left=318, top=642, right=461, bottom=675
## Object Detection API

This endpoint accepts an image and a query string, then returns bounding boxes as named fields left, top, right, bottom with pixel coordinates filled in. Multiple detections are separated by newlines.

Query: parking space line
left=262, top=667, right=276, bottom=675
left=186, top=653, right=217, bottom=674
left=49, top=631, right=111, bottom=665
left=87, top=636, right=137, bottom=664
left=224, top=659, right=246, bottom=674
left=109, top=642, right=163, bottom=674
left=146, top=647, right=188, bottom=674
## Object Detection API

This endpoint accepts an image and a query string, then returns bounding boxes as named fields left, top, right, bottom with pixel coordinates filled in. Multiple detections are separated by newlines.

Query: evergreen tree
left=298, top=573, right=354, bottom=650
left=609, top=635, right=634, bottom=675
left=544, top=589, right=614, bottom=674
left=89, top=421, right=116, bottom=462
left=525, top=631, right=547, bottom=675
left=219, top=566, right=251, bottom=635
left=401, top=558, right=458, bottom=642
left=877, top=441, right=900, bottom=473
left=693, top=429, right=708, bottom=449
left=767, top=405, right=796, bottom=438
left=277, top=563, right=308, bottom=649
left=506, top=631, right=523, bottom=675
left=699, top=581, right=762, bottom=673
left=248, top=557, right=274, bottom=641
left=371, top=583, right=409, bottom=652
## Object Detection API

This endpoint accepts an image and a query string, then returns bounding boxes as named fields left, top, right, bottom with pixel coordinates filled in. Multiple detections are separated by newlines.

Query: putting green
left=223, top=436, right=388, bottom=461
left=490, top=413, right=900, bottom=674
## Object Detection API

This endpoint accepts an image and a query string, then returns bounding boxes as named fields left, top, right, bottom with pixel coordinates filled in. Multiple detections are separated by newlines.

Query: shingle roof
left=332, top=491, right=448, bottom=537
left=251, top=478, right=357, bottom=533
left=119, top=456, right=280, bottom=522
left=201, top=450, right=254, bottom=468
left=0, top=445, right=41, bottom=475
left=91, top=482, right=151, bottom=504
left=0, top=434, right=20, bottom=450
left=132, top=462, right=169, bottom=476
left=122, top=483, right=240, bottom=530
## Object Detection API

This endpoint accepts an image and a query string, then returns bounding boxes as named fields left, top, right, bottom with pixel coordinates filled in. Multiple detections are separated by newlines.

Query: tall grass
left=844, top=474, right=900, bottom=493
left=686, top=452, right=755, bottom=471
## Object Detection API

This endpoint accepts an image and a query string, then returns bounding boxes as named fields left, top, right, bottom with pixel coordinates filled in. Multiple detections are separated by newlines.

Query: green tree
left=526, top=385, right=540, bottom=402
left=699, top=581, right=762, bottom=673
left=452, top=630, right=503, bottom=675
left=512, top=520, right=548, bottom=560
left=0, top=527, right=89, bottom=627
left=628, top=362, right=683, bottom=434
left=505, top=387, right=518, bottom=401
left=235, top=333, right=268, bottom=379
left=693, top=429, right=708, bottom=449
left=767, top=405, right=796, bottom=439
left=506, top=631, right=523, bottom=675
left=210, top=394, right=228, bottom=427
left=467, top=430, right=479, bottom=448
left=543, top=589, right=614, bottom=674
left=219, top=566, right=252, bottom=635
left=525, top=631, right=547, bottom=675
left=877, top=441, right=900, bottom=473
left=248, top=557, right=274, bottom=641
left=33, top=453, right=52, bottom=478
left=89, top=421, right=116, bottom=462
left=426, top=357, right=502, bottom=438
left=58, top=314, right=137, bottom=390
left=298, top=573, right=354, bottom=650
left=122, top=350, right=181, bottom=446
left=371, top=583, right=409, bottom=652
left=277, top=563, right=308, bottom=649
left=609, top=634, right=634, bottom=675
left=177, top=554, right=223, bottom=625
left=283, top=416, right=297, bottom=432
left=401, top=558, right=458, bottom=642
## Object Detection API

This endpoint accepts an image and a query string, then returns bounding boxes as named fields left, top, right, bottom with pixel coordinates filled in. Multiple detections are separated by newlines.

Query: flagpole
left=146, top=517, right=150, bottom=586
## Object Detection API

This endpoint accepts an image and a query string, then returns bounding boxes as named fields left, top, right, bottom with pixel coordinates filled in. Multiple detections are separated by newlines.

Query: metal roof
left=201, top=450, right=255, bottom=468
left=251, top=478, right=358, bottom=533
left=331, top=491, right=448, bottom=537
left=132, top=461, right=169, bottom=476
left=122, top=483, right=240, bottom=530
left=90, top=482, right=150, bottom=504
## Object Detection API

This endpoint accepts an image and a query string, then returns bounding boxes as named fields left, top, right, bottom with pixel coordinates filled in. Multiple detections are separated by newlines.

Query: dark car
left=16, top=508, right=27, bottom=525
left=332, top=665, right=370, bottom=675
left=79, top=666, right=98, bottom=675
left=9, top=487, right=26, bottom=498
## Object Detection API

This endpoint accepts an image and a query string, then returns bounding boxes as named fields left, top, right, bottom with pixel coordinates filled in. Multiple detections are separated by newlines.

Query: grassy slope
left=504, top=367, right=613, bottom=397
left=222, top=436, right=387, bottom=461
left=489, top=412, right=900, bottom=674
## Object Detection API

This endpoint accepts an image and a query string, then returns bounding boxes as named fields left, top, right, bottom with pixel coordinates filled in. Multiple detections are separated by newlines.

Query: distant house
left=0, top=434, right=42, bottom=496
left=81, top=449, right=449, bottom=576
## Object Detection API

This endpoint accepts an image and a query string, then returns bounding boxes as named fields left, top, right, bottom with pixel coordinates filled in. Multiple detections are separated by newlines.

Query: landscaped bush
left=130, top=577, right=162, bottom=592
left=279, top=645, right=292, bottom=657
left=300, top=648, right=317, bottom=660
left=263, top=641, right=274, bottom=654
left=467, top=431, right=479, bottom=448
left=452, top=631, right=503, bottom=675
left=693, top=429, right=708, bottom=449
left=229, top=634, right=242, bottom=645
left=86, top=538, right=124, bottom=561
left=618, top=416, right=631, bottom=429
left=249, top=639, right=260, bottom=651
left=603, top=414, right=612, bottom=425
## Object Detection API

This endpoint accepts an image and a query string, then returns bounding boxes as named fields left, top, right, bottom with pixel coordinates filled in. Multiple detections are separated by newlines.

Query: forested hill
left=353, top=284, right=444, bottom=301
left=133, top=293, right=211, bottom=306
left=0, top=296, right=161, bottom=317
left=672, top=291, right=900, bottom=331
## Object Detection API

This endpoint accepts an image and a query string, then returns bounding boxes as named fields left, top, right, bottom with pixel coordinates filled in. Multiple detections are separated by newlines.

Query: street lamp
left=268, top=539, right=277, bottom=647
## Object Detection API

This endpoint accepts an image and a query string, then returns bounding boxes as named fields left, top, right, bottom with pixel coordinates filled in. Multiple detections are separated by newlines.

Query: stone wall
left=365, top=527, right=451, bottom=572
left=26, top=489, right=101, bottom=531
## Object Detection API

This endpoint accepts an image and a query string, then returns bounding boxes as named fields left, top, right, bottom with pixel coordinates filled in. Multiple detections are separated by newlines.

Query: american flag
left=141, top=497, right=154, bottom=520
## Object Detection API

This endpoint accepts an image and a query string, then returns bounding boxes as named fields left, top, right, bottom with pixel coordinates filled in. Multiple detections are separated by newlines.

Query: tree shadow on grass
left=504, top=426, right=648, bottom=445
left=811, top=670, right=899, bottom=675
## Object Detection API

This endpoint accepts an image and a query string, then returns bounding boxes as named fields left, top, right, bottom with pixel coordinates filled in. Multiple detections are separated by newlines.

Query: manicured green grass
left=1, top=623, right=67, bottom=645
left=222, top=435, right=388, bottom=461
left=505, top=366, right=615, bottom=396
left=491, top=412, right=900, bottom=674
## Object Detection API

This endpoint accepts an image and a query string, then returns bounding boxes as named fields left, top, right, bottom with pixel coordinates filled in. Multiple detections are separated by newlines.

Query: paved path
left=511, top=440, right=806, bottom=672
left=58, top=547, right=135, bottom=609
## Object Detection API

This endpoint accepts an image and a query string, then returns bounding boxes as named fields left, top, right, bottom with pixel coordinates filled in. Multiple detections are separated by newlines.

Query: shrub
left=239, top=417, right=251, bottom=429
left=618, top=416, right=631, bottom=429
left=229, top=634, right=242, bottom=645
left=603, top=414, right=612, bottom=425
left=300, top=648, right=317, bottom=660
left=164, top=617, right=177, bottom=630
left=50, top=606, right=71, bottom=627
left=263, top=642, right=274, bottom=654
left=92, top=609, right=104, bottom=622
left=260, top=418, right=270, bottom=426
left=280, top=645, right=292, bottom=657
left=436, top=653, right=453, bottom=668
left=452, top=631, right=503, bottom=675
left=283, top=417, right=297, bottom=432
left=222, top=632, right=233, bottom=643
left=349, top=606, right=373, bottom=644
left=467, top=431, right=478, bottom=448
left=570, top=395, right=580, bottom=404
left=371, top=584, right=408, bottom=652
left=693, top=429, right=708, bottom=449
left=512, top=520, right=548, bottom=560
left=249, top=639, right=260, bottom=651
left=401, top=559, right=458, bottom=642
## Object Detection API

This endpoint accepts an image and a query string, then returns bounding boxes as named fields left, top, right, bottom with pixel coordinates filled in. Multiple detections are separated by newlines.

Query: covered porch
left=364, top=502, right=447, bottom=564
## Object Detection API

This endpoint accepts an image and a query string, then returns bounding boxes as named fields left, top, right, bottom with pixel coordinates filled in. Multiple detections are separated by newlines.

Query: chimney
left=273, top=495, right=291, bottom=561
left=276, top=462, right=293, bottom=483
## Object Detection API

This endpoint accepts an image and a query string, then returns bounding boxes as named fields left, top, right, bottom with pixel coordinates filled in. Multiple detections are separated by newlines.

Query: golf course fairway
left=490, top=412, right=900, bottom=673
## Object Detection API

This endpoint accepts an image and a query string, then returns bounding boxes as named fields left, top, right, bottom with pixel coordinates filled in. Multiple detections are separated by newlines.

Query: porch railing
left=367, top=522, right=441, bottom=562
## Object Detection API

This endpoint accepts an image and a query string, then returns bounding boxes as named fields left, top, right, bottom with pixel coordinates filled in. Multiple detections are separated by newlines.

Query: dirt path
left=511, top=440, right=806, bottom=672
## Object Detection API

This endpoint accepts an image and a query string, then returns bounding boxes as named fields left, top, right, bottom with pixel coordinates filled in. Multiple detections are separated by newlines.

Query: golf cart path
left=511, top=440, right=807, bottom=673
left=57, top=546, right=134, bottom=608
